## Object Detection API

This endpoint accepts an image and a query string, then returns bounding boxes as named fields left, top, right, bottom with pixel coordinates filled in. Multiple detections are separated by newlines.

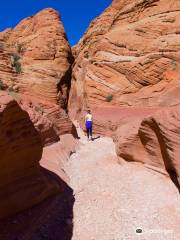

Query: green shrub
left=14, top=62, right=22, bottom=74
left=105, top=94, right=113, bottom=102
left=11, top=54, right=22, bottom=74
left=12, top=54, right=20, bottom=62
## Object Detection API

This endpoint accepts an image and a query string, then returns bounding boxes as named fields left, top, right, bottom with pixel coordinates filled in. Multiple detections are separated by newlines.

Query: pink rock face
left=0, top=8, right=75, bottom=145
left=20, top=99, right=61, bottom=146
left=114, top=106, right=180, bottom=186
left=78, top=105, right=159, bottom=136
left=1, top=8, right=73, bottom=104
left=69, top=0, right=180, bottom=117
left=0, top=91, right=59, bottom=219
left=41, top=134, right=79, bottom=184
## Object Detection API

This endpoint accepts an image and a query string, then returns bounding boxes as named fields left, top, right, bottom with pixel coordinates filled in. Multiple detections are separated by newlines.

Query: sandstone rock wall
left=3, top=8, right=73, bottom=104
left=0, top=8, right=76, bottom=145
left=69, top=0, right=180, bottom=118
left=68, top=0, right=180, bottom=189
left=114, top=106, right=180, bottom=186
left=0, top=92, right=59, bottom=219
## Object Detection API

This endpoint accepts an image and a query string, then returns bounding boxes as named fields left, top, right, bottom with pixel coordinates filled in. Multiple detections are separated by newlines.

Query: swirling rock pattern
left=0, top=8, right=75, bottom=145
left=69, top=0, right=180, bottom=116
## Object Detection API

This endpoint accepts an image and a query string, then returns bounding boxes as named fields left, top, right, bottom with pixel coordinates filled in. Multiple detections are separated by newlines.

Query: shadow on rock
left=0, top=167, right=74, bottom=240
left=168, top=170, right=180, bottom=194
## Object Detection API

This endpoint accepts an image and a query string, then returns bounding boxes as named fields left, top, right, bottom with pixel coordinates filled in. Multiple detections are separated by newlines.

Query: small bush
left=14, top=62, right=22, bottom=74
left=11, top=54, right=22, bottom=74
left=12, top=54, right=20, bottom=62
left=106, top=94, right=113, bottom=102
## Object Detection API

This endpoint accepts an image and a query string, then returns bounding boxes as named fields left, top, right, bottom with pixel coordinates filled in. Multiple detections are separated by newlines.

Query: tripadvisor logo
left=136, top=228, right=143, bottom=235
left=135, top=227, right=173, bottom=235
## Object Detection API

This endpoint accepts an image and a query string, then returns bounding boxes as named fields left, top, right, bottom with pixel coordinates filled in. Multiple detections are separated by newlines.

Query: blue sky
left=0, top=0, right=111, bottom=46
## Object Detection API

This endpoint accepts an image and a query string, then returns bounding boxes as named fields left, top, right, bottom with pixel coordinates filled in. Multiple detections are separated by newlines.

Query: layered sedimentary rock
left=68, top=0, right=180, bottom=188
left=0, top=8, right=75, bottom=145
left=0, top=91, right=58, bottom=219
left=69, top=0, right=180, bottom=117
left=114, top=106, right=180, bottom=186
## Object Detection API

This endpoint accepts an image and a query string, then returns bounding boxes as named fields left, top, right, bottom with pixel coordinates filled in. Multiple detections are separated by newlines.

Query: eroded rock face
left=41, top=134, right=79, bottom=184
left=68, top=0, right=180, bottom=189
left=114, top=106, right=180, bottom=186
left=69, top=0, right=180, bottom=117
left=5, top=8, right=73, bottom=103
left=0, top=91, right=58, bottom=219
left=0, top=8, right=75, bottom=145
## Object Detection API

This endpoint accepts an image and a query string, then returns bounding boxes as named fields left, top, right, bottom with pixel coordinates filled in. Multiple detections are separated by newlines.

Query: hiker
left=85, top=109, right=93, bottom=140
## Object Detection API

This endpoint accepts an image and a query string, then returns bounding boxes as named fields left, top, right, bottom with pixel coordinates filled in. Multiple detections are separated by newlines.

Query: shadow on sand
left=0, top=167, right=74, bottom=240
left=92, top=136, right=101, bottom=141
left=168, top=170, right=180, bottom=194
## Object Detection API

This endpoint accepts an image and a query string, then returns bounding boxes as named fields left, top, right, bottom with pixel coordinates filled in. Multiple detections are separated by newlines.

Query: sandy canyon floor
left=0, top=126, right=179, bottom=240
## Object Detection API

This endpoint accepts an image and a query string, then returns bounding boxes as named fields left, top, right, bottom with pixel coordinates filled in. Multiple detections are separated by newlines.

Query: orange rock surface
left=0, top=8, right=75, bottom=145
left=69, top=0, right=180, bottom=117
left=0, top=91, right=59, bottom=219
left=0, top=2, right=179, bottom=237
left=0, top=7, right=80, bottom=221
left=114, top=105, right=180, bottom=186
left=68, top=0, right=180, bottom=188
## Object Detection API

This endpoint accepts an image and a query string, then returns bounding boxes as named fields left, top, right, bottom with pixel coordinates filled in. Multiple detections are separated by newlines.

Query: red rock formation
left=0, top=8, right=75, bottom=145
left=68, top=0, right=180, bottom=188
left=114, top=106, right=180, bottom=186
left=5, top=8, right=73, bottom=103
left=69, top=0, right=180, bottom=117
left=41, top=134, right=78, bottom=183
left=0, top=91, right=59, bottom=219
left=24, top=102, right=60, bottom=145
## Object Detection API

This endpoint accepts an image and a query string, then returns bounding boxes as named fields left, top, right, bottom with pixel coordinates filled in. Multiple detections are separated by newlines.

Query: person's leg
left=86, top=128, right=90, bottom=139
left=90, top=127, right=92, bottom=140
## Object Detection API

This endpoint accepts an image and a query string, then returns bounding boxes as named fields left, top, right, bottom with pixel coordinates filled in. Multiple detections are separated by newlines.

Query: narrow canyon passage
left=0, top=127, right=179, bottom=240
left=66, top=127, right=180, bottom=240
left=0, top=1, right=180, bottom=239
